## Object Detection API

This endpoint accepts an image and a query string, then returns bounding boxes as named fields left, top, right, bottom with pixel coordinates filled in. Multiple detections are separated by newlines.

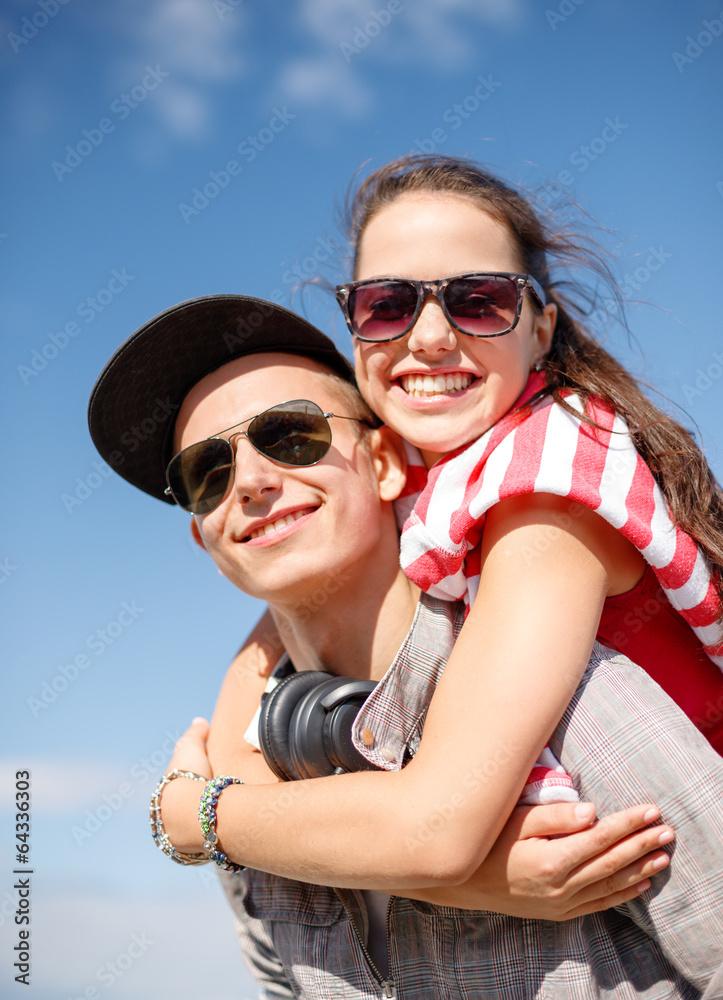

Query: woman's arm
left=164, top=716, right=671, bottom=920
left=161, top=495, right=670, bottom=886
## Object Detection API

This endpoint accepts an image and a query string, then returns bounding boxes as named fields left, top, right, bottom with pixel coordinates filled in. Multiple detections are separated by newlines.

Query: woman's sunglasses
left=165, top=399, right=367, bottom=515
left=336, top=271, right=547, bottom=343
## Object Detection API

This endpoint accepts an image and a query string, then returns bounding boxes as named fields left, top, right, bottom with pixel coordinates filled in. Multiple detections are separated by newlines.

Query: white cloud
left=0, top=758, right=129, bottom=813
left=278, top=55, right=373, bottom=118
left=153, top=80, right=212, bottom=138
left=276, top=0, right=526, bottom=115
left=137, top=0, right=246, bottom=83
left=104, top=0, right=247, bottom=142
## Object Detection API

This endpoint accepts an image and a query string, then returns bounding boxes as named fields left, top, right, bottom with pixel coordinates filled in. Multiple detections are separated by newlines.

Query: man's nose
left=405, top=296, right=459, bottom=355
left=229, top=434, right=283, bottom=503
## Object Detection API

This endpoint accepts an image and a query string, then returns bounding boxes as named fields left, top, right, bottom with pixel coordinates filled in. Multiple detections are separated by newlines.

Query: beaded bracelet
left=149, top=769, right=210, bottom=866
left=198, top=775, right=245, bottom=872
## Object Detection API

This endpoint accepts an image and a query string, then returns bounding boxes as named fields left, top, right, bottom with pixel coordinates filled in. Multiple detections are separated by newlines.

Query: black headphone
left=258, top=670, right=383, bottom=780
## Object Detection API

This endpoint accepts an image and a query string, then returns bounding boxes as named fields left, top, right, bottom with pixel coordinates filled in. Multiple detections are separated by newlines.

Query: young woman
left=334, top=154, right=723, bottom=793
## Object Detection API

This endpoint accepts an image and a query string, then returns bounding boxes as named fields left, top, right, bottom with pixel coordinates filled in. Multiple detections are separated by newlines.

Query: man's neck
left=268, top=566, right=419, bottom=682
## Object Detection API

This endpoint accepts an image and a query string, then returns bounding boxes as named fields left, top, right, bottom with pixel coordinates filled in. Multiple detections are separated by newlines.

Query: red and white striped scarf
left=395, top=373, right=723, bottom=802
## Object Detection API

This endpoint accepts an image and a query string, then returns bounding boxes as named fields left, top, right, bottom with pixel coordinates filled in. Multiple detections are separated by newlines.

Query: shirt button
left=379, top=747, right=395, bottom=763
left=360, top=728, right=375, bottom=747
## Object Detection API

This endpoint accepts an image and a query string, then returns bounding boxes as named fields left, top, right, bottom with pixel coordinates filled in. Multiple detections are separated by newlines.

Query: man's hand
left=166, top=717, right=213, bottom=779
left=157, top=718, right=213, bottom=855
left=408, top=801, right=674, bottom=919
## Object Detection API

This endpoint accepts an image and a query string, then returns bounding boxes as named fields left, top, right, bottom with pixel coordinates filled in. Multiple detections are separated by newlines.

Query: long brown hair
left=344, top=154, right=723, bottom=613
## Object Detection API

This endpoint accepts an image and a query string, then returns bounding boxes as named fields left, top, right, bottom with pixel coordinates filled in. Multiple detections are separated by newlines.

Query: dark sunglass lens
left=249, top=406, right=331, bottom=466
left=167, top=439, right=233, bottom=514
left=445, top=276, right=518, bottom=335
left=349, top=281, right=418, bottom=340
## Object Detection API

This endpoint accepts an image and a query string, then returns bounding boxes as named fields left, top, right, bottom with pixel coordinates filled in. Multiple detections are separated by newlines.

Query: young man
left=89, top=295, right=723, bottom=999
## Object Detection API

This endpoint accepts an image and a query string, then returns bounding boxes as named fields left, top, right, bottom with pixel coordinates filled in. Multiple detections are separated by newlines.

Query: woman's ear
left=369, top=425, right=408, bottom=502
left=533, top=301, right=557, bottom=360
left=190, top=517, right=207, bottom=551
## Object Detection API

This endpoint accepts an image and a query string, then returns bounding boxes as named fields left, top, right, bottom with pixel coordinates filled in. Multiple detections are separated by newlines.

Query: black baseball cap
left=87, top=294, right=356, bottom=504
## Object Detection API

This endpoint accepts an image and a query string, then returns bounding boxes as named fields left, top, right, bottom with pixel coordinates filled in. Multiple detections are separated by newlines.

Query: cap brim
left=87, top=294, right=355, bottom=504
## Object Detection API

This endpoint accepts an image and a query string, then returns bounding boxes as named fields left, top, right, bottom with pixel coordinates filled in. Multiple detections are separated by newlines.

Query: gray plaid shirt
left=220, top=596, right=723, bottom=999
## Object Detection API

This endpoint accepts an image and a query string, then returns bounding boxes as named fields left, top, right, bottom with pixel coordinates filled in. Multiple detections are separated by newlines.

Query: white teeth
left=249, top=510, right=307, bottom=541
left=401, top=373, right=473, bottom=398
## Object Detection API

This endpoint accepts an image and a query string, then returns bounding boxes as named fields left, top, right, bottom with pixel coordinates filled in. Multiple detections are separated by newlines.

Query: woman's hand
left=409, top=801, right=674, bottom=919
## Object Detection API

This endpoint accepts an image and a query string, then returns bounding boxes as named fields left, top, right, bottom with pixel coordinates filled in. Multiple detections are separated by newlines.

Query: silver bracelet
left=149, top=769, right=210, bottom=866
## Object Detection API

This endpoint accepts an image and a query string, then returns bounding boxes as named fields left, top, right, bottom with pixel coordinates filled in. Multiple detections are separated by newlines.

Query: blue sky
left=2, top=1, right=722, bottom=996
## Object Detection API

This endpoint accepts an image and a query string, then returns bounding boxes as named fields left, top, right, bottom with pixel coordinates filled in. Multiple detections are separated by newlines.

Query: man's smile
left=242, top=505, right=319, bottom=543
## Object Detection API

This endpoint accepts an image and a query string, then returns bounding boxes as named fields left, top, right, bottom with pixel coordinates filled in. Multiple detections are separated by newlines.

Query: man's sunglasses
left=165, top=399, right=368, bottom=515
left=335, top=271, right=547, bottom=343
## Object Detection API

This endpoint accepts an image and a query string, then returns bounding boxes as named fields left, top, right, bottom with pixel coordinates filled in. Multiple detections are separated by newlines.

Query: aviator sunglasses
left=336, top=271, right=547, bottom=343
left=165, top=399, right=368, bottom=515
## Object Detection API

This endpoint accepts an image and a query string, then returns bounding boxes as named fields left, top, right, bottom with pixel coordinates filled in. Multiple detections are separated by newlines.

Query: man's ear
left=369, top=426, right=407, bottom=502
left=190, top=517, right=207, bottom=551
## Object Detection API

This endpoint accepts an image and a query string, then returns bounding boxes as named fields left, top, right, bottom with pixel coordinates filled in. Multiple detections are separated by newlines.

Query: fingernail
left=643, top=807, right=659, bottom=823
left=575, top=803, right=595, bottom=822
left=192, top=716, right=206, bottom=724
left=657, top=830, right=674, bottom=845
left=653, top=855, right=669, bottom=870
left=636, top=879, right=651, bottom=892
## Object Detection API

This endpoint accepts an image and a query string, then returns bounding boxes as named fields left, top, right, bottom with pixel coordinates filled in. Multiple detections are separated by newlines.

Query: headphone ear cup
left=258, top=671, right=334, bottom=781
left=288, top=679, right=340, bottom=779
left=289, top=678, right=379, bottom=778
left=325, top=693, right=379, bottom=773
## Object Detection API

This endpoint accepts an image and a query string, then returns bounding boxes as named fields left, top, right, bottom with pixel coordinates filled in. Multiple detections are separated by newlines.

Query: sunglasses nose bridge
left=224, top=430, right=286, bottom=504
left=407, top=281, right=458, bottom=350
